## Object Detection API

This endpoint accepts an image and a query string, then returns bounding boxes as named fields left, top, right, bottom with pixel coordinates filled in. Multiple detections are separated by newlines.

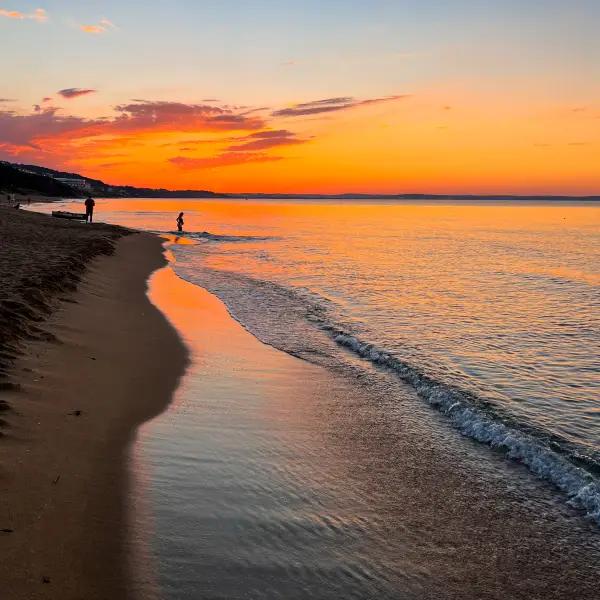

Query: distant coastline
left=2, top=160, right=599, bottom=201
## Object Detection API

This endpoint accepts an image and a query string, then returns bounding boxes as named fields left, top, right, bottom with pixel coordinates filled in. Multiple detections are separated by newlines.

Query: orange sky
left=1, top=1, right=599, bottom=194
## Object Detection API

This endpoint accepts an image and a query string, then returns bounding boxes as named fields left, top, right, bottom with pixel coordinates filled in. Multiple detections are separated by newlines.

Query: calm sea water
left=40, top=199, right=600, bottom=450
left=33, top=198, right=600, bottom=597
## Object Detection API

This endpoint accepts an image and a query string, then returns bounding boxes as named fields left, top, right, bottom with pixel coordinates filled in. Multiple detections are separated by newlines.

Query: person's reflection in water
left=176, top=212, right=185, bottom=232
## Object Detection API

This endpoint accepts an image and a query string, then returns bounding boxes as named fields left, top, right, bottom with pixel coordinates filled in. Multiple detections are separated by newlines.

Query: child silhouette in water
left=176, top=212, right=184, bottom=232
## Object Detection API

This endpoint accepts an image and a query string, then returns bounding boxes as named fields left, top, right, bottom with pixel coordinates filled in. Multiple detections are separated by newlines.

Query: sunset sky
left=1, top=0, right=599, bottom=194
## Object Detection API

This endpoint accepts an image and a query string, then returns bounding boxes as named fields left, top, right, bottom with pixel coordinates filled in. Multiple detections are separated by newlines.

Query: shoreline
left=0, top=226, right=187, bottom=599
left=138, top=256, right=600, bottom=598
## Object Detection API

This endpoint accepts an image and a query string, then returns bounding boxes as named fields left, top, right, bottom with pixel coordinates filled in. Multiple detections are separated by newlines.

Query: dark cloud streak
left=58, top=88, right=97, bottom=99
left=273, top=94, right=409, bottom=117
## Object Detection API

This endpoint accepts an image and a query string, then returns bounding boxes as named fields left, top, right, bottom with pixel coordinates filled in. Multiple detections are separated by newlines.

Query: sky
left=1, top=0, right=599, bottom=194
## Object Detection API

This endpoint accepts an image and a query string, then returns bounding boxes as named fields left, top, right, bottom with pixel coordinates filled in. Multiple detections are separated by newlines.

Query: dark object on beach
left=52, top=475, right=61, bottom=484
left=1, top=528, right=14, bottom=533
left=13, top=203, right=20, bottom=210
left=176, top=212, right=184, bottom=232
left=69, top=410, right=82, bottom=416
left=42, top=576, right=50, bottom=584
left=84, top=196, right=95, bottom=223
left=52, top=211, right=86, bottom=220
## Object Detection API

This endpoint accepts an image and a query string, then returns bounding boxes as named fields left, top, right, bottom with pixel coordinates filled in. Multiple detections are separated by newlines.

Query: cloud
left=170, top=152, right=283, bottom=170
left=272, top=94, right=408, bottom=117
left=80, top=17, right=116, bottom=34
left=168, top=129, right=306, bottom=170
left=112, top=100, right=264, bottom=132
left=0, top=107, right=87, bottom=146
left=0, top=93, right=355, bottom=171
left=80, top=24, right=104, bottom=34
left=226, top=129, right=306, bottom=151
left=0, top=98, right=16, bottom=102
left=0, top=100, right=268, bottom=163
left=0, top=7, right=47, bottom=21
left=297, top=97, right=354, bottom=108
left=58, top=88, right=96, bottom=99
left=0, top=107, right=98, bottom=161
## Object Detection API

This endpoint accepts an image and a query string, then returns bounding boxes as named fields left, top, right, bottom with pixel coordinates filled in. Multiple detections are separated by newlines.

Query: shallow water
left=136, top=264, right=600, bottom=599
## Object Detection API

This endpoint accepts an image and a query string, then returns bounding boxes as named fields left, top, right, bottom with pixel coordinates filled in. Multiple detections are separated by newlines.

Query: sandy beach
left=0, top=208, right=187, bottom=599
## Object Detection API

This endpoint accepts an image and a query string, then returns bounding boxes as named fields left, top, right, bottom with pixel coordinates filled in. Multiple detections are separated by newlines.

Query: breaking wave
left=328, top=330, right=600, bottom=524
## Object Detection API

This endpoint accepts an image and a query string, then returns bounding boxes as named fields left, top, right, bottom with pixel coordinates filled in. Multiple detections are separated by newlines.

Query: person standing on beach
left=84, top=196, right=95, bottom=223
left=176, top=212, right=185, bottom=232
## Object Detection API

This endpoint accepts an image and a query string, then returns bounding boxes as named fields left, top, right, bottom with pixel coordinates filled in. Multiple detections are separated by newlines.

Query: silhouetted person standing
left=84, top=196, right=95, bottom=223
left=176, top=212, right=184, bottom=232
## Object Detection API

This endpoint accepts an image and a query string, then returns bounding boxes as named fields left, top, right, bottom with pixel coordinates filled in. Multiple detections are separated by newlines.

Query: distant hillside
left=2, top=161, right=222, bottom=198
left=0, top=162, right=79, bottom=198
left=2, top=160, right=598, bottom=201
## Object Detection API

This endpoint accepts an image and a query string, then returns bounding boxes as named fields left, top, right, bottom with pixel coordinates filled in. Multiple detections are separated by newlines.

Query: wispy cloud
left=0, top=7, right=47, bottom=21
left=58, top=88, right=96, bottom=99
left=273, top=94, right=409, bottom=117
left=226, top=129, right=306, bottom=152
left=297, top=97, right=354, bottom=108
left=80, top=17, right=115, bottom=34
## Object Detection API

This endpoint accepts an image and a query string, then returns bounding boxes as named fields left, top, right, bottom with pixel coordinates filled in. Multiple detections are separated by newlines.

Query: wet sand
left=138, top=263, right=600, bottom=599
left=0, top=230, right=187, bottom=599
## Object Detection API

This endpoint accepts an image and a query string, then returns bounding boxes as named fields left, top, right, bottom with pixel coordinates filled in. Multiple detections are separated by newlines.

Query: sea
left=33, top=198, right=600, bottom=598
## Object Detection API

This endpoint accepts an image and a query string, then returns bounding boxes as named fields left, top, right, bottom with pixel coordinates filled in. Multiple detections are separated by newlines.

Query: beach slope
left=0, top=212, right=187, bottom=599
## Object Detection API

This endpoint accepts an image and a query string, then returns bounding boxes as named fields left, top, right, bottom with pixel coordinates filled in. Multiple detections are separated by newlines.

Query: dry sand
left=0, top=213, right=187, bottom=599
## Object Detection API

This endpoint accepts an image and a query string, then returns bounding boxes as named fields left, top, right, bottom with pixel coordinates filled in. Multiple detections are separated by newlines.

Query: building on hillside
left=55, top=177, right=92, bottom=193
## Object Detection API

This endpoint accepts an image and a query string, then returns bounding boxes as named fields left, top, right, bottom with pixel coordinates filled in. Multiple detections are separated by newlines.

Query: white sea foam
left=186, top=231, right=274, bottom=242
left=332, top=332, right=600, bottom=524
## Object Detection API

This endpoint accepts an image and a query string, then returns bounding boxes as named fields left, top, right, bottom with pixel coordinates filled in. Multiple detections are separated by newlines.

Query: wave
left=327, top=330, right=600, bottom=524
left=168, top=259, right=600, bottom=525
left=178, top=231, right=276, bottom=242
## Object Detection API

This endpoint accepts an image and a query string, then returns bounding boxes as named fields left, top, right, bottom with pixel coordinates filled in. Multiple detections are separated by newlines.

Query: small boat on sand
left=52, top=211, right=86, bottom=220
